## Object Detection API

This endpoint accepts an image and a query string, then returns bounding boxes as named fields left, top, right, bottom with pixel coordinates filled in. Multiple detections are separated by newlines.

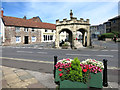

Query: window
left=32, top=28, right=34, bottom=32
left=45, top=29, right=47, bottom=32
left=15, top=27, right=20, bottom=32
left=16, top=36, right=21, bottom=43
left=48, top=35, right=50, bottom=40
left=43, top=35, right=46, bottom=41
left=32, top=36, right=36, bottom=42
left=24, top=28, right=28, bottom=32
left=50, top=35, right=53, bottom=40
left=112, top=20, right=116, bottom=23
left=52, top=30, right=54, bottom=32
left=46, top=35, right=47, bottom=40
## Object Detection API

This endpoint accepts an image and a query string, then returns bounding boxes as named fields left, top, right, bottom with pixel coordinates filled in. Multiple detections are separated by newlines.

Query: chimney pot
left=23, top=16, right=27, bottom=19
left=1, top=8, right=4, bottom=17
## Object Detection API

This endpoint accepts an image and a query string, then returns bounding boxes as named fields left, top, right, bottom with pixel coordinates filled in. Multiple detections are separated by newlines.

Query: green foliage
left=61, top=57, right=83, bottom=82
left=62, top=42, right=69, bottom=46
left=112, top=31, right=120, bottom=37
left=101, top=33, right=114, bottom=38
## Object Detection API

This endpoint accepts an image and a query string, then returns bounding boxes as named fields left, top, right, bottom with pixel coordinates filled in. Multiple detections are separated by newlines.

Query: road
left=1, top=47, right=118, bottom=67
left=0, top=41, right=119, bottom=83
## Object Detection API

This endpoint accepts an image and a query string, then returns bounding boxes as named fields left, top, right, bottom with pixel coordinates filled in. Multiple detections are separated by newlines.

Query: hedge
left=101, top=33, right=114, bottom=38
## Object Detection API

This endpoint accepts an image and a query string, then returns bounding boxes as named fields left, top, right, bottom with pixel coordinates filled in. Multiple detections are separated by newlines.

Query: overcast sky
left=1, top=1, right=118, bottom=25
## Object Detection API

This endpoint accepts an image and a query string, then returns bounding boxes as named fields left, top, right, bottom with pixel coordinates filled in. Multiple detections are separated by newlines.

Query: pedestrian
left=113, top=35, right=117, bottom=43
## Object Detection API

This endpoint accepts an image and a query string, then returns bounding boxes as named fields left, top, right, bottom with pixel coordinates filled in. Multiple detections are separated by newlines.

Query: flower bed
left=55, top=58, right=104, bottom=88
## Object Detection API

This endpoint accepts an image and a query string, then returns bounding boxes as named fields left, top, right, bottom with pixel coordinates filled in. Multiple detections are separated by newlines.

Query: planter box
left=62, top=46, right=69, bottom=49
left=55, top=69, right=61, bottom=83
left=89, top=72, right=102, bottom=88
left=60, top=80, right=88, bottom=89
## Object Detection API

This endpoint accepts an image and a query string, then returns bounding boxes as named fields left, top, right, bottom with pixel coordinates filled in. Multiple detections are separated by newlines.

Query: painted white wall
left=0, top=18, right=5, bottom=43
left=41, top=29, right=56, bottom=42
left=59, top=31, right=67, bottom=41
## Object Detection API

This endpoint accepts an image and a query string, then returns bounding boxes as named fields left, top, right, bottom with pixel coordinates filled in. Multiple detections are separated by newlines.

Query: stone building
left=103, top=15, right=120, bottom=33
left=1, top=9, right=56, bottom=45
left=90, top=25, right=99, bottom=38
left=108, top=15, right=120, bottom=33
left=103, top=21, right=111, bottom=33
left=55, top=10, right=91, bottom=49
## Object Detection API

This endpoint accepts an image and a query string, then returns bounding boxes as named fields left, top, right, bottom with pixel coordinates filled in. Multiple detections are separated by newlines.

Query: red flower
left=59, top=73, right=63, bottom=76
left=83, top=69, right=87, bottom=72
left=58, top=69, right=62, bottom=71
left=85, top=65, right=89, bottom=69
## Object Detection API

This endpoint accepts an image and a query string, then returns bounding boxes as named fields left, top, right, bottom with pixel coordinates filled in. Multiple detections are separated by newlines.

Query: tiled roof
left=29, top=16, right=42, bottom=22
left=2, top=16, right=56, bottom=30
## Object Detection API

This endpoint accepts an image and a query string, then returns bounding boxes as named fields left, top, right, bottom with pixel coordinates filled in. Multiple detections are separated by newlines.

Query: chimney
left=23, top=16, right=27, bottom=19
left=70, top=10, right=73, bottom=19
left=1, top=8, right=4, bottom=17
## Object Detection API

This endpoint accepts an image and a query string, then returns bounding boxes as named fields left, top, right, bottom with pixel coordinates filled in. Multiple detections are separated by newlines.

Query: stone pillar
left=73, top=30, right=77, bottom=48
left=87, top=28, right=90, bottom=46
left=21, top=27, right=24, bottom=44
left=83, top=32, right=86, bottom=46
left=55, top=30, right=60, bottom=48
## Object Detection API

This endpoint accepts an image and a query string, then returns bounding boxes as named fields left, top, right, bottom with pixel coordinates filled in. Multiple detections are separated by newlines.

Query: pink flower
left=66, top=58, right=70, bottom=61
left=99, top=68, right=102, bottom=72
left=95, top=70, right=97, bottom=73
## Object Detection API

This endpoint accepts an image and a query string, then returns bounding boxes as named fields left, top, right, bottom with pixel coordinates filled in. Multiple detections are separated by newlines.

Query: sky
left=1, top=1, right=119, bottom=25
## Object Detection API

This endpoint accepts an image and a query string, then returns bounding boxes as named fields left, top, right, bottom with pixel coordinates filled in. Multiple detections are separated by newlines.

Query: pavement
left=1, top=65, right=56, bottom=89
left=0, top=65, right=119, bottom=89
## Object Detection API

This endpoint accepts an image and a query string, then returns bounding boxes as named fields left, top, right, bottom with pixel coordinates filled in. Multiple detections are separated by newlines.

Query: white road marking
left=17, top=51, right=33, bottom=53
left=110, top=50, right=118, bottom=51
left=91, top=50, right=99, bottom=51
left=66, top=54, right=90, bottom=56
left=37, top=52, right=47, bottom=54
left=96, top=55, right=113, bottom=57
left=1, top=57, right=53, bottom=64
left=66, top=54, right=113, bottom=57
left=101, top=50, right=109, bottom=51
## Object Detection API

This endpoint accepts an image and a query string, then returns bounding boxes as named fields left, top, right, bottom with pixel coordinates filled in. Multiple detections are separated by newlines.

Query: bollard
left=103, top=59, right=108, bottom=87
left=54, top=56, right=57, bottom=78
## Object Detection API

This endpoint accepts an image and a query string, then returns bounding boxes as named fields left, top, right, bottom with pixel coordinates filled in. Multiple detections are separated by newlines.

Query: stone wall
left=3, top=26, right=42, bottom=45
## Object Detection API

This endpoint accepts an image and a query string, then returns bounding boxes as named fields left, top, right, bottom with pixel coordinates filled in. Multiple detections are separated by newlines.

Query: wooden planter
left=89, top=72, right=102, bottom=88
left=60, top=80, right=88, bottom=89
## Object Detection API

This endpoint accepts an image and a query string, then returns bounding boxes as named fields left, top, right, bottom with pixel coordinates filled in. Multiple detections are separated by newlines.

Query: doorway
left=24, top=36, right=29, bottom=44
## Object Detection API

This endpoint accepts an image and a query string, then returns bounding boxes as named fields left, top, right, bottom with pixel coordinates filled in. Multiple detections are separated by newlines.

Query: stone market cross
left=55, top=10, right=91, bottom=49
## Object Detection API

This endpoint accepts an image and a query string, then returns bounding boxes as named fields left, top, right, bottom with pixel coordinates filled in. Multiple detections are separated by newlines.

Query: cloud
left=23, top=2, right=118, bottom=25
left=2, top=2, right=118, bottom=25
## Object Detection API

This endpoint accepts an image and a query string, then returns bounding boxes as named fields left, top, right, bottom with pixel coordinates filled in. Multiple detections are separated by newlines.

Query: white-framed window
left=43, top=35, right=53, bottom=41
left=43, top=35, right=46, bottom=41
left=16, top=36, right=21, bottom=43
left=50, top=35, right=53, bottom=40
left=32, top=28, right=34, bottom=32
left=45, top=29, right=47, bottom=32
left=15, top=27, right=20, bottom=32
left=24, top=28, right=28, bottom=32
left=32, top=36, right=36, bottom=42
